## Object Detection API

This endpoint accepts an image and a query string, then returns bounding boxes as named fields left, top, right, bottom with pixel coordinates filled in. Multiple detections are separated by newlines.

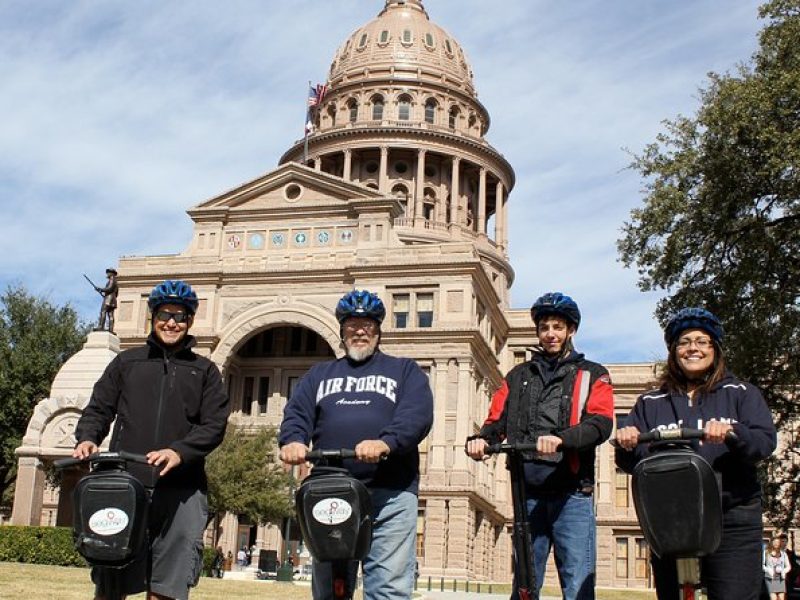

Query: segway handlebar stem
left=484, top=440, right=563, bottom=456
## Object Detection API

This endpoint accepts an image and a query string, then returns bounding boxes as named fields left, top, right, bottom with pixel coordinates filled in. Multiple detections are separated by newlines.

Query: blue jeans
left=511, top=491, right=596, bottom=600
left=312, top=488, right=417, bottom=600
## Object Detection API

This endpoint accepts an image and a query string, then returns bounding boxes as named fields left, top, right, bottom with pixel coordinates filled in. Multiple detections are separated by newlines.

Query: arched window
left=328, top=104, right=337, bottom=126
left=424, top=32, right=435, bottom=49
left=379, top=30, right=390, bottom=45
left=449, top=106, right=460, bottom=130
left=424, top=99, right=437, bottom=124
left=347, top=99, right=358, bottom=123
left=372, top=96, right=384, bottom=121
left=402, top=29, right=413, bottom=45
left=398, top=95, right=412, bottom=121
left=358, top=33, right=369, bottom=50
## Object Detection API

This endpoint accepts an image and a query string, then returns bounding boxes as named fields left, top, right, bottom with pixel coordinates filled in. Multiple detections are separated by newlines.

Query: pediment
left=188, top=162, right=385, bottom=221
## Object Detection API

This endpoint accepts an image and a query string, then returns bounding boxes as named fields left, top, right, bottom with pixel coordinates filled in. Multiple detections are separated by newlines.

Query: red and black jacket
left=479, top=351, right=614, bottom=493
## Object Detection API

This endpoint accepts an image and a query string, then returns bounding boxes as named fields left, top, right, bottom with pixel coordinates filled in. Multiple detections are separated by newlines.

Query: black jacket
left=480, top=350, right=615, bottom=493
left=75, top=333, right=229, bottom=488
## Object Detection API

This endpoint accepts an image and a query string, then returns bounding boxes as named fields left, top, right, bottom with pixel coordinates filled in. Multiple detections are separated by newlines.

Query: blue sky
left=0, top=0, right=764, bottom=363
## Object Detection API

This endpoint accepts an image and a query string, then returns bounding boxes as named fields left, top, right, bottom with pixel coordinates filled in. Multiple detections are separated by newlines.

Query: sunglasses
left=155, top=310, right=190, bottom=324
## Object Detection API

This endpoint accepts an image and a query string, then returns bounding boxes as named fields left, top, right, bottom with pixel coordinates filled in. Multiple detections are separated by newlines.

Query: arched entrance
left=225, top=325, right=335, bottom=423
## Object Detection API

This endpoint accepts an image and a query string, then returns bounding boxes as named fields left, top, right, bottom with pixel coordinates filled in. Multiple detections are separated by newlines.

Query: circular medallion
left=227, top=234, right=241, bottom=249
left=272, top=233, right=285, bottom=246
left=340, top=230, right=353, bottom=243
left=248, top=233, right=264, bottom=249
left=317, top=231, right=330, bottom=244
left=294, top=232, right=308, bottom=245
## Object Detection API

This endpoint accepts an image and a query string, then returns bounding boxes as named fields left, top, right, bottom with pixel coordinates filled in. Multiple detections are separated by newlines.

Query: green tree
left=206, top=425, right=294, bottom=542
left=618, top=0, right=800, bottom=527
left=0, top=285, right=88, bottom=508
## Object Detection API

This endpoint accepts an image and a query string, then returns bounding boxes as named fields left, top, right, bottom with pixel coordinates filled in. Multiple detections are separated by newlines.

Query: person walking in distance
left=466, top=292, right=615, bottom=600
left=279, top=289, right=433, bottom=600
left=73, top=279, right=229, bottom=600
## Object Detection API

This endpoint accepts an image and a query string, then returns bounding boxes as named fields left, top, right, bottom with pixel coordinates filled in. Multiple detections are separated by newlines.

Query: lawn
left=0, top=561, right=655, bottom=600
left=0, top=562, right=329, bottom=600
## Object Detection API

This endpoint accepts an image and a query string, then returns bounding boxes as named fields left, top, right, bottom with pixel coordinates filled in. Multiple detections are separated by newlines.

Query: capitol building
left=12, top=0, right=667, bottom=590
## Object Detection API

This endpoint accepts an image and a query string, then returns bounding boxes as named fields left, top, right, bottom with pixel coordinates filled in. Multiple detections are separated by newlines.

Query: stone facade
left=10, top=0, right=789, bottom=591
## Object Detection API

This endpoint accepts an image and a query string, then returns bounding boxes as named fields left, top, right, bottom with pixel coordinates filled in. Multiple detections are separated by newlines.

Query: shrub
left=202, top=545, right=217, bottom=577
left=0, top=526, right=86, bottom=566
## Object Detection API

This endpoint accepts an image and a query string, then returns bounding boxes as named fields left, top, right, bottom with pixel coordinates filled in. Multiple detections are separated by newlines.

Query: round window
left=394, top=161, right=408, bottom=174
left=424, top=165, right=437, bottom=177
left=284, top=183, right=303, bottom=202
left=365, top=161, right=379, bottom=174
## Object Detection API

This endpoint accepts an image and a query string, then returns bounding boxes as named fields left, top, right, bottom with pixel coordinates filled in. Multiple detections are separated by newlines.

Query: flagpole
left=303, top=80, right=311, bottom=166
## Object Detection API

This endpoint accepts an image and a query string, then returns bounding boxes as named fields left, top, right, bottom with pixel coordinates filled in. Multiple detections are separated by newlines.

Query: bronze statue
left=85, top=268, right=119, bottom=333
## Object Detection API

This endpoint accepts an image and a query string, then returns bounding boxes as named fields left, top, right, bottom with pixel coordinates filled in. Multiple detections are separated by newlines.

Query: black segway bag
left=72, top=468, right=149, bottom=567
left=631, top=446, right=722, bottom=558
left=295, top=467, right=373, bottom=562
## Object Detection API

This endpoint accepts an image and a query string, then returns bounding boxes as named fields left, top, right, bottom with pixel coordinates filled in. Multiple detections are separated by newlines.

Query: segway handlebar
left=53, top=451, right=151, bottom=470
left=484, top=440, right=563, bottom=455
left=610, top=427, right=738, bottom=448
left=305, top=449, right=358, bottom=462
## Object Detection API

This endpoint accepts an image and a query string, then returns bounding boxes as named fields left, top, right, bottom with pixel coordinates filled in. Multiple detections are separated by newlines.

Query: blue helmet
left=335, top=290, right=385, bottom=324
left=664, top=307, right=723, bottom=346
left=147, top=280, right=199, bottom=315
left=531, top=292, right=581, bottom=329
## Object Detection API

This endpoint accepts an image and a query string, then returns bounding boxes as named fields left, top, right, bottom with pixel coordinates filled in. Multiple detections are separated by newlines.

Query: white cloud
left=0, top=0, right=763, bottom=361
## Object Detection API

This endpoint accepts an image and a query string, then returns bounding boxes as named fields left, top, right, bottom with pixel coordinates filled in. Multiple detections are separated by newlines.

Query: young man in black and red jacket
left=466, top=292, right=614, bottom=600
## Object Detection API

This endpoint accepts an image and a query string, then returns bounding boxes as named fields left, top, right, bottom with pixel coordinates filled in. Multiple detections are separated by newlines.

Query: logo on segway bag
left=88, top=508, right=130, bottom=536
left=312, top=498, right=353, bottom=525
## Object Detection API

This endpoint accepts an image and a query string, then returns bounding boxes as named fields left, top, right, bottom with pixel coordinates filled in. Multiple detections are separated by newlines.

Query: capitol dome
left=329, top=0, right=475, bottom=96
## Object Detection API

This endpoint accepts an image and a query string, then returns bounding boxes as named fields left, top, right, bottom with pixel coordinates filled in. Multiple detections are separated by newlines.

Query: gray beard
left=346, top=343, right=377, bottom=362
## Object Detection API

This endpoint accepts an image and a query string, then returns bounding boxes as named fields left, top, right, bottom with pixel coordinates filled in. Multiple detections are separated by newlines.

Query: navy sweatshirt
left=279, top=350, right=433, bottom=494
left=615, top=371, right=777, bottom=509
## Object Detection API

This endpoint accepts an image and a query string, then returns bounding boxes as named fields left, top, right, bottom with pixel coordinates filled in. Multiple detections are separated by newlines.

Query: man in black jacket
left=466, top=292, right=614, bottom=600
left=73, top=279, right=229, bottom=600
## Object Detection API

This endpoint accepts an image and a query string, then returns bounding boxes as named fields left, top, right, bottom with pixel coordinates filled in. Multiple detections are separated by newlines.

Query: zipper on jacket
left=154, top=353, right=169, bottom=451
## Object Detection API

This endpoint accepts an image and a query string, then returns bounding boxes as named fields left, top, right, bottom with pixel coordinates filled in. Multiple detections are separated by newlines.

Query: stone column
left=494, top=181, right=505, bottom=247
left=449, top=157, right=461, bottom=227
left=379, top=145, right=389, bottom=193
left=343, top=149, right=352, bottom=181
left=10, top=457, right=45, bottom=525
left=451, top=361, right=472, bottom=477
left=478, top=168, right=487, bottom=234
left=427, top=361, right=448, bottom=479
left=424, top=498, right=448, bottom=573
left=415, top=149, right=426, bottom=221
left=313, top=156, right=321, bottom=171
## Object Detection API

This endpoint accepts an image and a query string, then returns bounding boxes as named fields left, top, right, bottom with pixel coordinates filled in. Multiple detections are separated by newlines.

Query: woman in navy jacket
left=616, top=307, right=776, bottom=600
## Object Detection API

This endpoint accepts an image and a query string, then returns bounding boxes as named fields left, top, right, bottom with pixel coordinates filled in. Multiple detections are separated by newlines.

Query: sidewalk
left=417, top=592, right=559, bottom=600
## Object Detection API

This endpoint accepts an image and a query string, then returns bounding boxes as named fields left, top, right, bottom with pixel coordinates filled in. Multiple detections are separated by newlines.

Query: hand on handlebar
left=280, top=441, right=310, bottom=465
left=355, top=439, right=390, bottom=464
left=465, top=437, right=489, bottom=461
left=615, top=426, right=641, bottom=451
left=147, top=448, right=182, bottom=477
left=73, top=440, right=98, bottom=460
left=703, top=420, right=733, bottom=444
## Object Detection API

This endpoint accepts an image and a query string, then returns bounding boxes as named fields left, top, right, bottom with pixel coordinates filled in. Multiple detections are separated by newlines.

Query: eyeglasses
left=676, top=336, right=713, bottom=350
left=343, top=321, right=378, bottom=333
left=155, top=310, right=190, bottom=324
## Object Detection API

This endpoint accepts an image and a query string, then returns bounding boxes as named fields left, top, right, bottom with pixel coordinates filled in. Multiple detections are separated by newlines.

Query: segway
left=484, top=441, right=556, bottom=600
left=294, top=449, right=373, bottom=600
left=54, top=451, right=151, bottom=600
left=618, top=427, right=734, bottom=600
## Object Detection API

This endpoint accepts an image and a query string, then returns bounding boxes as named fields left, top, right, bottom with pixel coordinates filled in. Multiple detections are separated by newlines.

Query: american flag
left=308, top=83, right=328, bottom=108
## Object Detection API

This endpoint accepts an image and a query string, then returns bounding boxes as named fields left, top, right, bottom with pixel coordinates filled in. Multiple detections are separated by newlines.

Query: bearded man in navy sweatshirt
left=279, top=290, right=433, bottom=600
